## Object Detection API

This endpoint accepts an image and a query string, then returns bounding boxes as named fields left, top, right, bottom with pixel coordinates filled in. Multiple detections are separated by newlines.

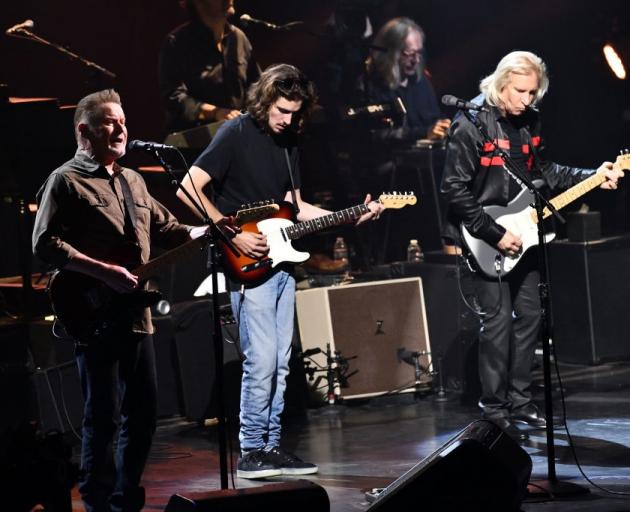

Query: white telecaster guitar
left=462, top=152, right=630, bottom=278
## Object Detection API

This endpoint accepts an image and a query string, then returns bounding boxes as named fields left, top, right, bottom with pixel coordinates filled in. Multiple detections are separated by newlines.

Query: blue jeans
left=230, top=271, right=295, bottom=453
left=76, top=333, right=157, bottom=512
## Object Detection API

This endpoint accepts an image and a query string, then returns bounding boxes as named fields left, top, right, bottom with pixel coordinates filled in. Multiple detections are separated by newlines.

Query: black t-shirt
left=193, top=113, right=301, bottom=214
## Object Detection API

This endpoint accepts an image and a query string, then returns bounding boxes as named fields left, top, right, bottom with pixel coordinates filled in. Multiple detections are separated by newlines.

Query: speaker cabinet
left=549, top=236, right=630, bottom=364
left=296, top=278, right=431, bottom=399
left=368, top=420, right=532, bottom=512
left=32, top=362, right=84, bottom=434
left=165, top=480, right=329, bottom=511
left=171, top=299, right=242, bottom=421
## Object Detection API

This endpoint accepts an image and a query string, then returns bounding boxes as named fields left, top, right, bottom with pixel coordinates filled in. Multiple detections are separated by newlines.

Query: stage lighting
left=603, top=42, right=627, bottom=79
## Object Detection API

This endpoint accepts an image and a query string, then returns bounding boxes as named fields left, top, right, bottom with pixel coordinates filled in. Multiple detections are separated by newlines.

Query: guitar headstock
left=378, top=191, right=417, bottom=209
left=614, top=150, right=630, bottom=172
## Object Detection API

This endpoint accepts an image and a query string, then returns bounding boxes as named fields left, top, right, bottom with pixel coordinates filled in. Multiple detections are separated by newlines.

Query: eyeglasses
left=276, top=76, right=310, bottom=94
left=401, top=50, right=423, bottom=60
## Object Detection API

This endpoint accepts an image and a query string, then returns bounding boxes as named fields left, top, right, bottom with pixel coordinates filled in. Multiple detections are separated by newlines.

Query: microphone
left=5, top=19, right=34, bottom=35
left=240, top=14, right=282, bottom=30
left=127, top=140, right=176, bottom=152
left=441, top=94, right=488, bottom=113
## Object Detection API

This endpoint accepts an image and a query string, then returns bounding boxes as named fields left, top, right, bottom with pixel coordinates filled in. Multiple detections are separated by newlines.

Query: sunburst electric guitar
left=220, top=192, right=418, bottom=285
left=462, top=152, right=630, bottom=278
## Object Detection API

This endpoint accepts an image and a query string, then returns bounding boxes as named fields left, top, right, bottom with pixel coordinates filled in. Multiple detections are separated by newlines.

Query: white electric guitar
left=462, top=152, right=630, bottom=278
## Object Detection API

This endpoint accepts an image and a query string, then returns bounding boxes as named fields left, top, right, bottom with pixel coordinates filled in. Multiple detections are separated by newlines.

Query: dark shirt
left=194, top=113, right=302, bottom=215
left=159, top=20, right=260, bottom=132
left=32, top=150, right=192, bottom=332
left=504, top=114, right=531, bottom=201
left=362, top=72, right=442, bottom=141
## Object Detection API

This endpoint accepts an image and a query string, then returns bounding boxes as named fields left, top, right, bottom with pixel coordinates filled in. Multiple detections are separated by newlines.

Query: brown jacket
left=33, top=150, right=193, bottom=333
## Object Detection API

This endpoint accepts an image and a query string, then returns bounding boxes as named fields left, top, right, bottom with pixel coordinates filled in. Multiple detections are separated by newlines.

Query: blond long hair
left=480, top=51, right=549, bottom=108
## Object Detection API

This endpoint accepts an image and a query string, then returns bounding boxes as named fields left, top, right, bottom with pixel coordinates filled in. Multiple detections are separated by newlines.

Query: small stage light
left=603, top=43, right=627, bottom=79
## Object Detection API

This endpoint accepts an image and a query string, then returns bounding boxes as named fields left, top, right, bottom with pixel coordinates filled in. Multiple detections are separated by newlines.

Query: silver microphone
left=5, top=19, right=34, bottom=35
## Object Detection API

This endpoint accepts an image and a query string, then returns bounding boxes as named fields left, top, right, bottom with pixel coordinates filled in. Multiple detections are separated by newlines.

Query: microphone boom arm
left=7, top=26, right=116, bottom=79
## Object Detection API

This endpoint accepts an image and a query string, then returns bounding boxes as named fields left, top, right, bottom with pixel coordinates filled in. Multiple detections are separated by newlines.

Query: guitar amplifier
left=549, top=236, right=630, bottom=364
left=295, top=278, right=431, bottom=400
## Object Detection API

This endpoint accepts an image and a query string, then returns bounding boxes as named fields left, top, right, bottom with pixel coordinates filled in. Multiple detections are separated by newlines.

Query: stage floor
left=68, top=359, right=630, bottom=511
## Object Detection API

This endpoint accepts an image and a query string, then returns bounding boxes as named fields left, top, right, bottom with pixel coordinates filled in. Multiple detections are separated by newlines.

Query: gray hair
left=73, top=89, right=122, bottom=144
left=366, top=17, right=425, bottom=90
left=480, top=51, right=549, bottom=108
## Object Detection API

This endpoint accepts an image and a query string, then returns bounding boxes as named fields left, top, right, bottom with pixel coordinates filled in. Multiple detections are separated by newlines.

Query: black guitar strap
left=284, top=148, right=300, bottom=216
left=118, top=172, right=139, bottom=241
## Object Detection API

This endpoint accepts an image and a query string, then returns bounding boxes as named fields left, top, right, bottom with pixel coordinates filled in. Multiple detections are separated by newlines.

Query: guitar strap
left=118, top=172, right=140, bottom=241
left=284, top=148, right=300, bottom=216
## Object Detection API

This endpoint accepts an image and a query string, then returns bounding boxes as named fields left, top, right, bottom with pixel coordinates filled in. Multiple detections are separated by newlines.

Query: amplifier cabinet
left=296, top=278, right=431, bottom=399
left=550, top=236, right=630, bottom=364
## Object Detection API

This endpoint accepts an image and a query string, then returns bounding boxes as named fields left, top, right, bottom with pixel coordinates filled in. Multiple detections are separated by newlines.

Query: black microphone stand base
left=526, top=478, right=589, bottom=501
left=432, top=387, right=449, bottom=403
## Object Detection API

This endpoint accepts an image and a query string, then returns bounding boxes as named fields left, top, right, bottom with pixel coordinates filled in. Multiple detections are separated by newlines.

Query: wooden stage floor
left=66, top=360, right=630, bottom=511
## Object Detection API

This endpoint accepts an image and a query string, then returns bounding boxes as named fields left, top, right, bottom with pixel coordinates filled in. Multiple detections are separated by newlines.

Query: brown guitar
left=49, top=202, right=279, bottom=341
left=220, top=192, right=418, bottom=285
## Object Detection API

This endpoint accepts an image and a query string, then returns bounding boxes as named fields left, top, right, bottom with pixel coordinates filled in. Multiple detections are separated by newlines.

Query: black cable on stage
left=547, top=341, right=630, bottom=498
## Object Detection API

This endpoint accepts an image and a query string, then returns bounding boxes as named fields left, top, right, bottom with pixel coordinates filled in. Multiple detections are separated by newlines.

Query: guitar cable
left=454, top=251, right=503, bottom=321
left=545, top=336, right=630, bottom=499
left=454, top=252, right=630, bottom=498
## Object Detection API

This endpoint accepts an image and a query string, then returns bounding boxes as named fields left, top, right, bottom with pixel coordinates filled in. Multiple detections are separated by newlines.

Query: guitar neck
left=285, top=203, right=371, bottom=240
left=532, top=172, right=606, bottom=223
left=133, top=235, right=208, bottom=281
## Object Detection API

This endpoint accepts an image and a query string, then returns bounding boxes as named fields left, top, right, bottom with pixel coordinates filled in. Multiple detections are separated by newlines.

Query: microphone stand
left=462, top=109, right=587, bottom=497
left=7, top=27, right=116, bottom=79
left=149, top=149, right=240, bottom=490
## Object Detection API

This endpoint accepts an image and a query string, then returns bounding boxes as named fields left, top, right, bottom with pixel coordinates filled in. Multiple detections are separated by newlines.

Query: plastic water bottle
left=407, top=239, right=423, bottom=263
left=333, top=237, right=349, bottom=264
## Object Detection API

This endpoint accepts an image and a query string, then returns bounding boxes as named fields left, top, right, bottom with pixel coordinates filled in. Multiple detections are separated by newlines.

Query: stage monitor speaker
left=367, top=419, right=532, bottom=512
left=549, top=236, right=630, bottom=364
left=165, top=480, right=329, bottom=511
left=296, top=277, right=431, bottom=399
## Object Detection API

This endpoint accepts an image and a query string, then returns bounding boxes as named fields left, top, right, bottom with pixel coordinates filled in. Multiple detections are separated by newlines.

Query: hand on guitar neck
left=597, top=160, right=623, bottom=190
left=355, top=193, right=385, bottom=225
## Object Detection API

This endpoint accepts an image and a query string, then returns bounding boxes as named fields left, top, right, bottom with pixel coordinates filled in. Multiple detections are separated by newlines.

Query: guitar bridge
left=241, top=259, right=273, bottom=273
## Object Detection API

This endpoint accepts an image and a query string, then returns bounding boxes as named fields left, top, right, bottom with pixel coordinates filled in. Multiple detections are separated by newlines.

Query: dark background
left=2, top=0, right=630, bottom=278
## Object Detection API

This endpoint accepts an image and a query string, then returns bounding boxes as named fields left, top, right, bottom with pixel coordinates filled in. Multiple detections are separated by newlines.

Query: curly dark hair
left=246, top=63, right=317, bottom=133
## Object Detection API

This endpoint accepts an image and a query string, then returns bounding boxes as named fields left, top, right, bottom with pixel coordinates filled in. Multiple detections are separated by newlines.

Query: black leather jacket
left=440, top=95, right=594, bottom=246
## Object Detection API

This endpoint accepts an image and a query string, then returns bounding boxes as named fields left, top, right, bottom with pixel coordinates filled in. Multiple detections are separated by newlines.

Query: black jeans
left=471, top=253, right=541, bottom=419
left=76, top=333, right=157, bottom=512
